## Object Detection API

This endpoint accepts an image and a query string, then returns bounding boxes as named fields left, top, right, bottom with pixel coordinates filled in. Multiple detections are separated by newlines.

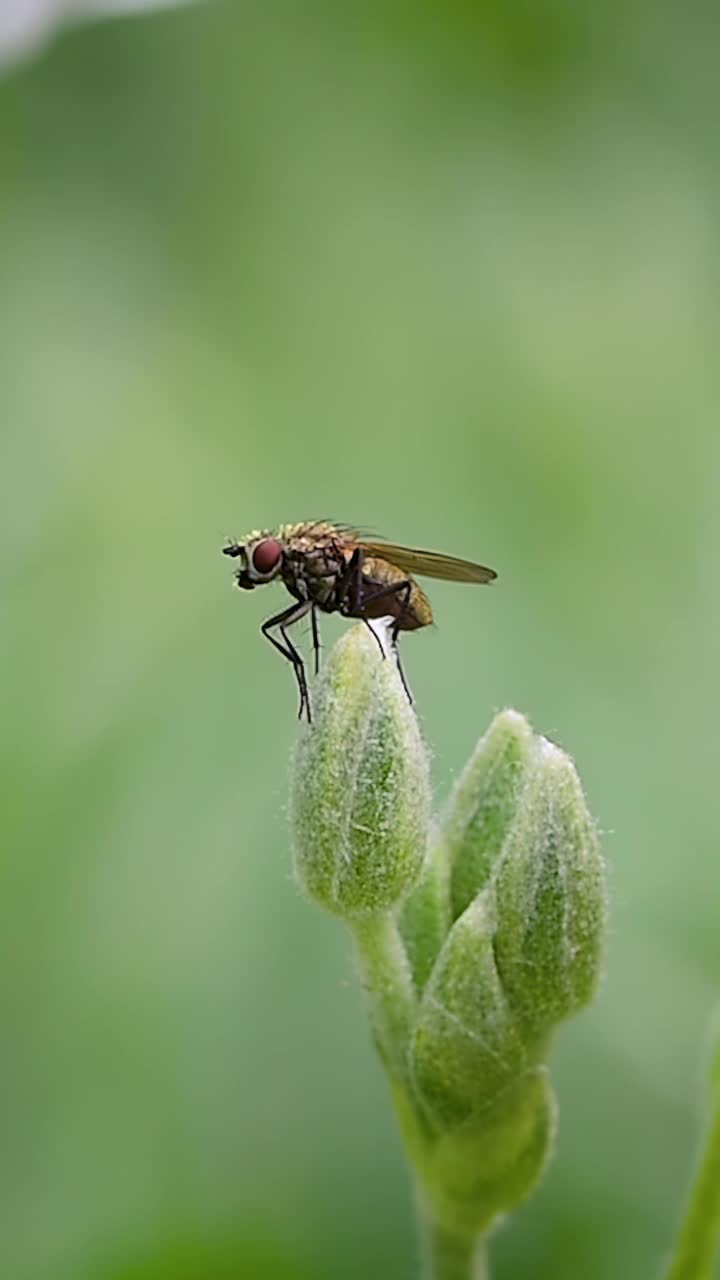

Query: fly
left=223, top=521, right=497, bottom=722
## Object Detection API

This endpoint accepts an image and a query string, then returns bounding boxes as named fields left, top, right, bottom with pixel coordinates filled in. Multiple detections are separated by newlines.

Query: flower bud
left=291, top=623, right=430, bottom=919
left=422, top=1066, right=557, bottom=1237
left=410, top=889, right=527, bottom=1130
left=493, top=737, right=607, bottom=1035
left=443, top=709, right=535, bottom=921
left=399, top=841, right=451, bottom=993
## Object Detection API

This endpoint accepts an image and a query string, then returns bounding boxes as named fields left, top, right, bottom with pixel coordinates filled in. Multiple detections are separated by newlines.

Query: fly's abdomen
left=360, top=557, right=433, bottom=630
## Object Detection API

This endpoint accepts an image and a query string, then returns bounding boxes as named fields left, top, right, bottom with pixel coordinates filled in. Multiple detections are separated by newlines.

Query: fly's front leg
left=261, top=599, right=313, bottom=721
left=280, top=621, right=311, bottom=722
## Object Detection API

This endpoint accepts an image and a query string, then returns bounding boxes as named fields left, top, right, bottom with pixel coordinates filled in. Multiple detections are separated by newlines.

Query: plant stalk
left=665, top=1092, right=720, bottom=1280
left=352, top=912, right=417, bottom=1088
left=418, top=1205, right=488, bottom=1280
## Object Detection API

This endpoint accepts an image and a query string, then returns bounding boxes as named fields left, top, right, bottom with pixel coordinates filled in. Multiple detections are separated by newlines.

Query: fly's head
left=223, top=531, right=284, bottom=590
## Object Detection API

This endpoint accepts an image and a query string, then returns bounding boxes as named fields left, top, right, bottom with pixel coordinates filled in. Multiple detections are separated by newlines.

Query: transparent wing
left=358, top=541, right=497, bottom=584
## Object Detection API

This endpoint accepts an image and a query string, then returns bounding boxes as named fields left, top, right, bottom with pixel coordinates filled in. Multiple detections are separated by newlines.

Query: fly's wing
left=358, top=541, right=497, bottom=584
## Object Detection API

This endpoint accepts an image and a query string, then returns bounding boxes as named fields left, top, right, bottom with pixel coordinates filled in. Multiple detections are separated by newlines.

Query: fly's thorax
left=281, top=540, right=347, bottom=607
left=276, top=520, right=346, bottom=548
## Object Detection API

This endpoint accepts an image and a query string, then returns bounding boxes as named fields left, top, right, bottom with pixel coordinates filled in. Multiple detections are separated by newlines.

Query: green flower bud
left=290, top=623, right=431, bottom=919
left=399, top=839, right=451, bottom=993
left=444, top=710, right=535, bottom=921
left=493, top=737, right=607, bottom=1035
left=421, top=1066, right=557, bottom=1238
left=410, top=889, right=528, bottom=1131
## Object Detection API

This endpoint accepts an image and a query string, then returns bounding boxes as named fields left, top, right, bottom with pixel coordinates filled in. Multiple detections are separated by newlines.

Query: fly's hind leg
left=383, top=580, right=414, bottom=703
left=392, top=640, right=412, bottom=705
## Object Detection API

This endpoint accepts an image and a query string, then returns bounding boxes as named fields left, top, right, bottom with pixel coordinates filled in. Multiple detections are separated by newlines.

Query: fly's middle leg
left=361, top=578, right=413, bottom=704
left=349, top=577, right=413, bottom=639
left=310, top=605, right=321, bottom=676
left=344, top=574, right=415, bottom=704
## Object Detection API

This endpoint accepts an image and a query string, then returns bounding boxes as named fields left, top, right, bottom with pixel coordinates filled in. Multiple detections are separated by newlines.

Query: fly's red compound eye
left=252, top=538, right=282, bottom=574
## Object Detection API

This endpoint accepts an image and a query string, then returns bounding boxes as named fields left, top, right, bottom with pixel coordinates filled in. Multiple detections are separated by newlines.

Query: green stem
left=665, top=1091, right=720, bottom=1280
left=352, top=912, right=417, bottom=1087
left=418, top=1206, right=488, bottom=1280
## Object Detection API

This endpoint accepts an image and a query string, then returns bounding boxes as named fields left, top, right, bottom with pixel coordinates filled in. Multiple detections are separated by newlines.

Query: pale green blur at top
left=1, top=4, right=719, bottom=1278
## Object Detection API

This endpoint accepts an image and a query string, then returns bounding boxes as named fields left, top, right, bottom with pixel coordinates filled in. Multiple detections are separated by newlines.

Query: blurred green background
left=1, top=3, right=719, bottom=1277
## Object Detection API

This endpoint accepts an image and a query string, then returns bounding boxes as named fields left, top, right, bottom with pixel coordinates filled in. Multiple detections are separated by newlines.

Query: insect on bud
left=290, top=623, right=431, bottom=919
